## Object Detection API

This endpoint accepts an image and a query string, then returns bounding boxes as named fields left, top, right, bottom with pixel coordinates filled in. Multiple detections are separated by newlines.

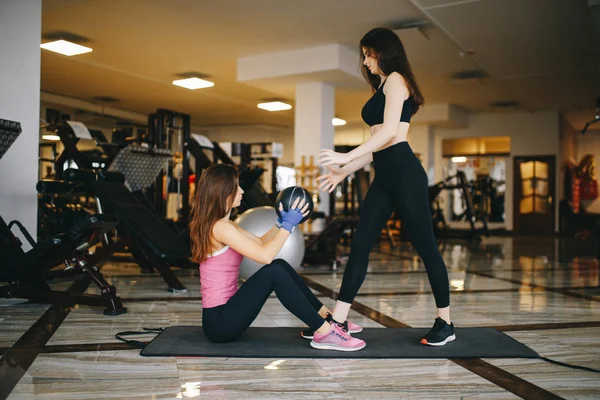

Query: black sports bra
left=361, top=80, right=416, bottom=127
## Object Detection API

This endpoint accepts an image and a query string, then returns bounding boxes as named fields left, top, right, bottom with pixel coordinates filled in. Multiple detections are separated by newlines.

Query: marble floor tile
left=355, top=290, right=600, bottom=327
left=564, top=286, right=600, bottom=300
left=306, top=271, right=518, bottom=294
left=176, top=358, right=354, bottom=399
left=314, top=358, right=520, bottom=399
left=0, top=303, right=50, bottom=347
left=46, top=302, right=171, bottom=345
left=485, top=329, right=600, bottom=399
left=7, top=350, right=183, bottom=400
left=488, top=268, right=600, bottom=289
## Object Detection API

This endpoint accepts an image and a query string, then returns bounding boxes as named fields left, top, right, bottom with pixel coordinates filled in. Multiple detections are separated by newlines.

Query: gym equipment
left=234, top=207, right=305, bottom=279
left=275, top=186, right=314, bottom=224
left=302, top=216, right=358, bottom=269
left=0, top=118, right=126, bottom=315
left=61, top=167, right=190, bottom=293
left=38, top=122, right=190, bottom=291
left=0, top=118, right=20, bottom=159
left=49, top=121, right=110, bottom=179
left=147, top=108, right=192, bottom=224
left=187, top=133, right=273, bottom=215
left=1, top=213, right=127, bottom=315
left=247, top=142, right=283, bottom=196
left=428, top=171, right=489, bottom=241
left=133, top=326, right=539, bottom=359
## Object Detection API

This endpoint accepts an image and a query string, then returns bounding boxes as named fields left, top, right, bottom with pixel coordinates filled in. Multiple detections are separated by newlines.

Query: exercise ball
left=235, top=206, right=305, bottom=279
left=275, top=186, right=314, bottom=223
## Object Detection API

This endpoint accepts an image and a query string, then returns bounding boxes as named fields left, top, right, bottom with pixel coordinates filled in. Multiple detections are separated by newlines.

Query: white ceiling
left=40, top=0, right=600, bottom=132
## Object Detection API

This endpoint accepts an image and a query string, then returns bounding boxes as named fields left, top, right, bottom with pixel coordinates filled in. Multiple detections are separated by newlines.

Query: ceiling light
left=257, top=101, right=292, bottom=112
left=42, top=134, right=60, bottom=141
left=452, top=156, right=467, bottom=163
left=172, top=77, right=214, bottom=90
left=40, top=40, right=92, bottom=56
left=332, top=118, right=346, bottom=126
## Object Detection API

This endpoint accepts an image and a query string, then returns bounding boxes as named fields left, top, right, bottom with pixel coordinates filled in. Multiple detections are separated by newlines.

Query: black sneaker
left=301, top=313, right=361, bottom=339
left=420, top=317, right=456, bottom=346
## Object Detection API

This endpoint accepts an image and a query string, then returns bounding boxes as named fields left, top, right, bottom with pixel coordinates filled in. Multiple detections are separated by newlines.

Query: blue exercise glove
left=276, top=205, right=292, bottom=226
left=279, top=207, right=304, bottom=233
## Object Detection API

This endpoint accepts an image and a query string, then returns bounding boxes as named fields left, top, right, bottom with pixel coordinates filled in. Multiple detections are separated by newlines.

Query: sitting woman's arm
left=258, top=225, right=280, bottom=244
left=213, top=220, right=290, bottom=265
left=230, top=223, right=280, bottom=245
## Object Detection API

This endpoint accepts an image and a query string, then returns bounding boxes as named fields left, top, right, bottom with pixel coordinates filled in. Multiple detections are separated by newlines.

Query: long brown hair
left=190, top=164, right=239, bottom=263
left=359, top=27, right=424, bottom=115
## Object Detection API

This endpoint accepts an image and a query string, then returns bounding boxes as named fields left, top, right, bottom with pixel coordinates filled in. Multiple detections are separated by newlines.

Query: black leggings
left=202, top=259, right=325, bottom=343
left=338, top=141, right=450, bottom=308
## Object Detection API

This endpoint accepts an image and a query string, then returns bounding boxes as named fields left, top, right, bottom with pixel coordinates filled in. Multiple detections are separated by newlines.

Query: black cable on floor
left=539, top=356, right=600, bottom=373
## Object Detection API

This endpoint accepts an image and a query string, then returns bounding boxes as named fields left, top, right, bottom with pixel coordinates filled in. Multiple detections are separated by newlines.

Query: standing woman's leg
left=331, top=178, right=395, bottom=324
left=386, top=145, right=454, bottom=346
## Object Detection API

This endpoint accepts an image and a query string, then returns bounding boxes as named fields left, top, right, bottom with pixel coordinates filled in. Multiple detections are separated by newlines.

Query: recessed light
left=172, top=77, right=214, bottom=90
left=451, top=156, right=467, bottom=163
left=332, top=118, right=346, bottom=126
left=42, top=134, right=61, bottom=141
left=257, top=101, right=292, bottom=112
left=40, top=40, right=92, bottom=56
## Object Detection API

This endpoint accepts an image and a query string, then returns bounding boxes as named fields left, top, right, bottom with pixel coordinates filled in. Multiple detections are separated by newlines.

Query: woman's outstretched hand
left=319, top=149, right=350, bottom=166
left=316, top=166, right=347, bottom=193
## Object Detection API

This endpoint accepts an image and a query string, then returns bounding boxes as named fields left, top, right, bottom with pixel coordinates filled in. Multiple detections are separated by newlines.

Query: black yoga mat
left=140, top=326, right=539, bottom=359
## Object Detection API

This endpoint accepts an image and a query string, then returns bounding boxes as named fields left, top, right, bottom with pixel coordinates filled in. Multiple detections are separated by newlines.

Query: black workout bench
left=60, top=168, right=191, bottom=293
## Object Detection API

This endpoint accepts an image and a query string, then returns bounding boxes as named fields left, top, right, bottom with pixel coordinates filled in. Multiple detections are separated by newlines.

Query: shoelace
left=332, top=324, right=352, bottom=341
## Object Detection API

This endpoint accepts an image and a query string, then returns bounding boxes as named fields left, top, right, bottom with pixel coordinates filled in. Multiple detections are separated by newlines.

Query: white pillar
left=0, top=0, right=42, bottom=244
left=294, top=82, right=334, bottom=215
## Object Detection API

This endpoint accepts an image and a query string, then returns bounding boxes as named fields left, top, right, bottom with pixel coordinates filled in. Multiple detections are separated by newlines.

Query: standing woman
left=318, top=27, right=454, bottom=346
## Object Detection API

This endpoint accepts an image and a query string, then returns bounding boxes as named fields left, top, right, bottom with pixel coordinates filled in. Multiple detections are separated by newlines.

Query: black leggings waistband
left=372, top=141, right=417, bottom=166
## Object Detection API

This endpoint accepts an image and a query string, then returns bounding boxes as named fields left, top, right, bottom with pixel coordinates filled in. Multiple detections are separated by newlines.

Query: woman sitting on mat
left=189, top=164, right=365, bottom=352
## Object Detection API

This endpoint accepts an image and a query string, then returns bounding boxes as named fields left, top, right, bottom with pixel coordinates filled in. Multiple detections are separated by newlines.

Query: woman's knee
left=260, top=261, right=289, bottom=279
left=270, top=258, right=292, bottom=269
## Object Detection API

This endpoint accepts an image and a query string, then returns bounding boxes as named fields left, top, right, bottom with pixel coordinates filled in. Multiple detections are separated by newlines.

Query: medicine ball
left=275, top=186, right=314, bottom=224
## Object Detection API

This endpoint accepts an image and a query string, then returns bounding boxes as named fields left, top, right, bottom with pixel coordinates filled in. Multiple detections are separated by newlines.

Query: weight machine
left=1, top=117, right=127, bottom=315
left=428, top=170, right=490, bottom=240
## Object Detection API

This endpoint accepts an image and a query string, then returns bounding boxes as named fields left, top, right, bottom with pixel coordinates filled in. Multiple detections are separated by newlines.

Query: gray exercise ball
left=234, top=206, right=305, bottom=279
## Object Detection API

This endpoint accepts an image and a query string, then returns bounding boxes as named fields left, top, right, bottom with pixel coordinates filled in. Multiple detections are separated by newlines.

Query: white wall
left=0, top=0, right=42, bottom=241
left=435, top=111, right=560, bottom=231
left=577, top=133, right=600, bottom=213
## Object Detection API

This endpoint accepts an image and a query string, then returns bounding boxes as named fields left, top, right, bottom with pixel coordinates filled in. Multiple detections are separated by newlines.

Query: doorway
left=513, top=155, right=556, bottom=235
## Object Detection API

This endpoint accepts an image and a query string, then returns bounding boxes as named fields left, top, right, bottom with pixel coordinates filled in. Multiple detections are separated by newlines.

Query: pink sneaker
left=347, top=320, right=363, bottom=334
left=310, top=323, right=366, bottom=352
left=300, top=313, right=363, bottom=339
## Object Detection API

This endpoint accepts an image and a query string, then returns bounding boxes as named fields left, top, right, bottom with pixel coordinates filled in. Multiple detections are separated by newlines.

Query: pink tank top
left=199, top=246, right=243, bottom=308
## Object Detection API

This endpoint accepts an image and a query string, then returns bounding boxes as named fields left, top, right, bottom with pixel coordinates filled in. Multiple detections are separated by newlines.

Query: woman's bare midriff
left=371, top=122, right=410, bottom=151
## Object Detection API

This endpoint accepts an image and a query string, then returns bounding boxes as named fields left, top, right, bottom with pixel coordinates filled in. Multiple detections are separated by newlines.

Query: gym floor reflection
left=1, top=236, right=600, bottom=399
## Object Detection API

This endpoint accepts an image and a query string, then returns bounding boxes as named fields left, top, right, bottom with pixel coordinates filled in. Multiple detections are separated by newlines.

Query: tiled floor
left=1, top=236, right=600, bottom=399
